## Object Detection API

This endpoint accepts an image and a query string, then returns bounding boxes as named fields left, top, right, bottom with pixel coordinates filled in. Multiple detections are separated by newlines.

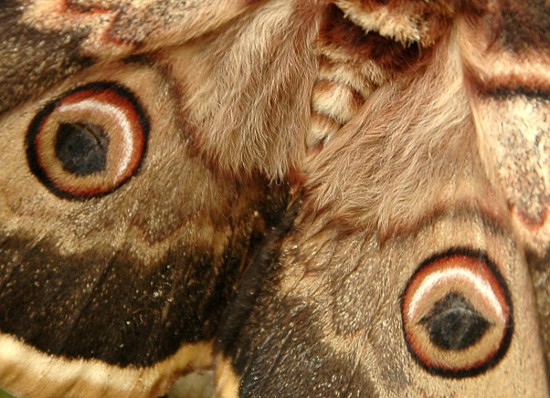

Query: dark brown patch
left=480, top=86, right=550, bottom=103
left=499, top=0, right=550, bottom=54
left=318, top=4, right=423, bottom=72
left=226, top=299, right=378, bottom=398
left=351, top=0, right=459, bottom=14
left=64, top=0, right=112, bottom=15
left=0, top=185, right=290, bottom=367
left=0, top=0, right=94, bottom=114
left=327, top=0, right=457, bottom=46
left=470, top=73, right=550, bottom=102
left=0, top=236, right=232, bottom=367
left=216, top=197, right=379, bottom=397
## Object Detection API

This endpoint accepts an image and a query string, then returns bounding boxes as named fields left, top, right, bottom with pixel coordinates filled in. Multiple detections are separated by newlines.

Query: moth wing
left=215, top=2, right=550, bottom=397
left=0, top=0, right=256, bottom=114
left=458, top=2, right=550, bottom=366
left=458, top=2, right=550, bottom=254
left=0, top=1, right=312, bottom=397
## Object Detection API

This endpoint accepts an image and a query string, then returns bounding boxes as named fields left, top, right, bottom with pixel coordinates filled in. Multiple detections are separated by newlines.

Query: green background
left=0, top=388, right=15, bottom=398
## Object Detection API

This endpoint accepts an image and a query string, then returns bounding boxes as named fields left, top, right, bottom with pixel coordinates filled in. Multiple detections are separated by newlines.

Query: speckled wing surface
left=0, top=0, right=302, bottom=396
left=0, top=1, right=549, bottom=398
left=215, top=1, right=550, bottom=397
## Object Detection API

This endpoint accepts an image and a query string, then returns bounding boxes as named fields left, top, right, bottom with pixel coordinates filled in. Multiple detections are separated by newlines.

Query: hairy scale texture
left=0, top=1, right=549, bottom=398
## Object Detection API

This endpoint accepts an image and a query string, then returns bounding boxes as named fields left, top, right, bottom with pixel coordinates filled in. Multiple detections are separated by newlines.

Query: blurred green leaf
left=0, top=388, right=15, bottom=398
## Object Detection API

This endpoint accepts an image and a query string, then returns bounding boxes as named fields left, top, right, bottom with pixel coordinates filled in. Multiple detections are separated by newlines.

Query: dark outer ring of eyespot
left=26, top=82, right=149, bottom=200
left=401, top=247, right=514, bottom=378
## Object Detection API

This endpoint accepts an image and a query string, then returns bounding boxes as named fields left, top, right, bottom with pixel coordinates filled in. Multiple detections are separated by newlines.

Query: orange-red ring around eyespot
left=26, top=81, right=149, bottom=200
left=401, top=248, right=513, bottom=378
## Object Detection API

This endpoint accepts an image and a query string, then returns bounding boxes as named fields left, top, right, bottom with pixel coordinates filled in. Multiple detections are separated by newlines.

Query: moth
left=0, top=0, right=549, bottom=397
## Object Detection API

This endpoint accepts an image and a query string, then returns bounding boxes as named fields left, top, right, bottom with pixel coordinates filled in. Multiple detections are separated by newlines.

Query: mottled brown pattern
left=0, top=4, right=300, bottom=392
left=1, top=1, right=550, bottom=397
left=459, top=6, right=550, bottom=369
left=499, top=0, right=550, bottom=54
left=0, top=0, right=94, bottom=114
left=0, top=183, right=288, bottom=367
left=318, top=4, right=423, bottom=71
left=335, top=0, right=458, bottom=46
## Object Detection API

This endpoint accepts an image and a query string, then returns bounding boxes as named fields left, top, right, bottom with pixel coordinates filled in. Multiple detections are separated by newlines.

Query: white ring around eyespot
left=57, top=99, right=134, bottom=181
left=407, top=268, right=504, bottom=321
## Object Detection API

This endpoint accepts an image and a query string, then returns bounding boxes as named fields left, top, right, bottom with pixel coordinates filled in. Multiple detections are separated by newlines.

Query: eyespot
left=26, top=82, right=149, bottom=199
left=401, top=248, right=513, bottom=378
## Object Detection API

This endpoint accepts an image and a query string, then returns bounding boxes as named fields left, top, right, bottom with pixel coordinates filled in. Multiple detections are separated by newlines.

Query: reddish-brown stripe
left=318, top=4, right=422, bottom=71
left=313, top=79, right=365, bottom=106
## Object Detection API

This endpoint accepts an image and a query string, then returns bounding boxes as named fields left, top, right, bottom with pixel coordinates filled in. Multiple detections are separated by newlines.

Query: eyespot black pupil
left=420, top=293, right=491, bottom=351
left=54, top=123, right=109, bottom=176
